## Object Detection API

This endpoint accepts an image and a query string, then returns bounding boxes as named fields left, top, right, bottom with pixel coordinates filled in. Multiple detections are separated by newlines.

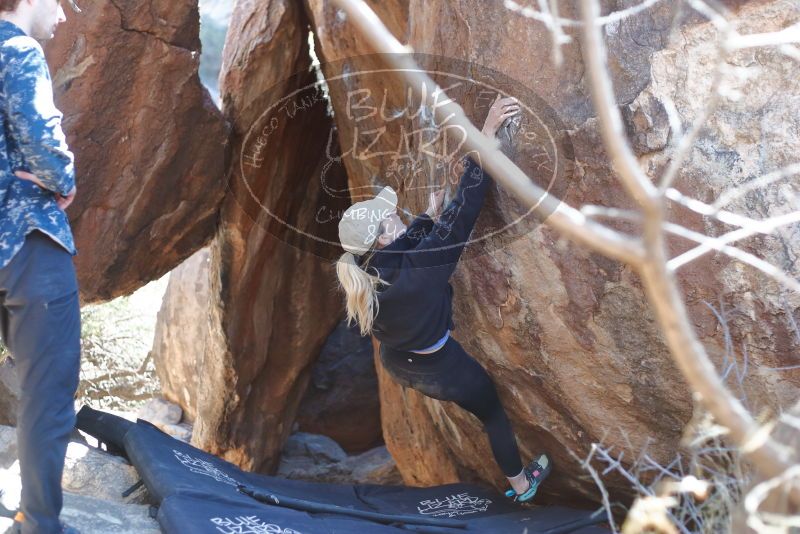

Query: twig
left=663, top=222, right=800, bottom=294
left=729, top=22, right=800, bottom=50
left=665, top=188, right=768, bottom=230
left=744, top=464, right=800, bottom=533
left=713, top=163, right=800, bottom=210
left=779, top=44, right=800, bottom=62
left=536, top=0, right=570, bottom=66
left=685, top=0, right=728, bottom=30
left=575, top=444, right=620, bottom=533
left=504, top=0, right=665, bottom=28
left=670, top=210, right=800, bottom=269
left=581, top=205, right=641, bottom=222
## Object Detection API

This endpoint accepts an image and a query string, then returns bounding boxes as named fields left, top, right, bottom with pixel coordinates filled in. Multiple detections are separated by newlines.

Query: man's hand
left=56, top=186, right=77, bottom=210
left=481, top=94, right=521, bottom=138
left=15, top=170, right=76, bottom=211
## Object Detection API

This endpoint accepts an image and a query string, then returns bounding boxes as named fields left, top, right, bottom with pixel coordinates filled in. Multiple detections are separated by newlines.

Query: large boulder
left=151, top=248, right=211, bottom=422
left=303, top=0, right=800, bottom=502
left=191, top=0, right=350, bottom=473
left=44, top=0, right=226, bottom=303
left=295, top=320, right=382, bottom=453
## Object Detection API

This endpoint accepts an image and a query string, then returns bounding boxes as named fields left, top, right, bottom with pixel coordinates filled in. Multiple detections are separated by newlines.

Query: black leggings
left=380, top=337, right=524, bottom=477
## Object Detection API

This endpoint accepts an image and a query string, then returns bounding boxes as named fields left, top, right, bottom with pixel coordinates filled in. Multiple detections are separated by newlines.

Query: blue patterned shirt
left=0, top=19, right=76, bottom=270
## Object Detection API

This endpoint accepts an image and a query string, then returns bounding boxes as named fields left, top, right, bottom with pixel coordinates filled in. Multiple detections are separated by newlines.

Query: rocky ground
left=0, top=425, right=159, bottom=534
left=278, top=432, right=400, bottom=485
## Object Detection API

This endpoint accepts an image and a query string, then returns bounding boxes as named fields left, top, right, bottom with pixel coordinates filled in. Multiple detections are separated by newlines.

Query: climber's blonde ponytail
left=335, top=250, right=390, bottom=336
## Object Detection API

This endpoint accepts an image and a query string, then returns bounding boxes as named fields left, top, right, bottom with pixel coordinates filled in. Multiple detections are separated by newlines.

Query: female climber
left=335, top=95, right=551, bottom=503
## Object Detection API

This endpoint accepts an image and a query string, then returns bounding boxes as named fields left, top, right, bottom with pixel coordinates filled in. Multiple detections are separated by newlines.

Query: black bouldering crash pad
left=76, top=406, right=608, bottom=534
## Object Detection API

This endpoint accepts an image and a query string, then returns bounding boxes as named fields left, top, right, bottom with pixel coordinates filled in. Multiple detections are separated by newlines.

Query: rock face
left=152, top=250, right=211, bottom=422
left=302, top=0, right=800, bottom=501
left=191, top=0, right=350, bottom=474
left=636, top=2, right=800, bottom=407
left=44, top=0, right=226, bottom=303
left=296, top=320, right=382, bottom=453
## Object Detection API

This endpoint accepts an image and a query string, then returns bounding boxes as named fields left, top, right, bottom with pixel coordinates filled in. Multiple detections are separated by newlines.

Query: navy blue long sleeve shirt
left=360, top=155, right=492, bottom=351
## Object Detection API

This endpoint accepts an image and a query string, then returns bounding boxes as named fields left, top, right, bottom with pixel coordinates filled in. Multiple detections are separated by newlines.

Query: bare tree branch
left=572, top=444, right=620, bottom=533
left=581, top=204, right=641, bottom=222
left=663, top=221, right=800, bottom=293
left=670, top=210, right=800, bottom=269
left=730, top=22, right=800, bottom=50
left=580, top=0, right=659, bottom=208
left=659, top=94, right=684, bottom=143
left=665, top=187, right=778, bottom=230
left=579, top=0, right=800, bottom=503
left=504, top=0, right=666, bottom=27
left=685, top=0, right=728, bottom=30
left=585, top=197, right=800, bottom=266
left=779, top=44, right=800, bottom=62
left=536, top=0, right=571, bottom=66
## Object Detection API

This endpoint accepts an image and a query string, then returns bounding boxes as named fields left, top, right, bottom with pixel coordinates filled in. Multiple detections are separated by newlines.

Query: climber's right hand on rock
left=481, top=94, right=520, bottom=138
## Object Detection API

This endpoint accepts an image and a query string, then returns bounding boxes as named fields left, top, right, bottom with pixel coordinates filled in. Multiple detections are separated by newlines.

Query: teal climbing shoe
left=505, top=453, right=552, bottom=503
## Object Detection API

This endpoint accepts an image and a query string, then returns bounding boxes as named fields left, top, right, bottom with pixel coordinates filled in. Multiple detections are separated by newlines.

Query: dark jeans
left=0, top=230, right=81, bottom=534
left=380, top=336, right=523, bottom=477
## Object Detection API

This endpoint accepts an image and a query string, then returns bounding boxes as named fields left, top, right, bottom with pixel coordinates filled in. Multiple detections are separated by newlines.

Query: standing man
left=0, top=0, right=83, bottom=533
